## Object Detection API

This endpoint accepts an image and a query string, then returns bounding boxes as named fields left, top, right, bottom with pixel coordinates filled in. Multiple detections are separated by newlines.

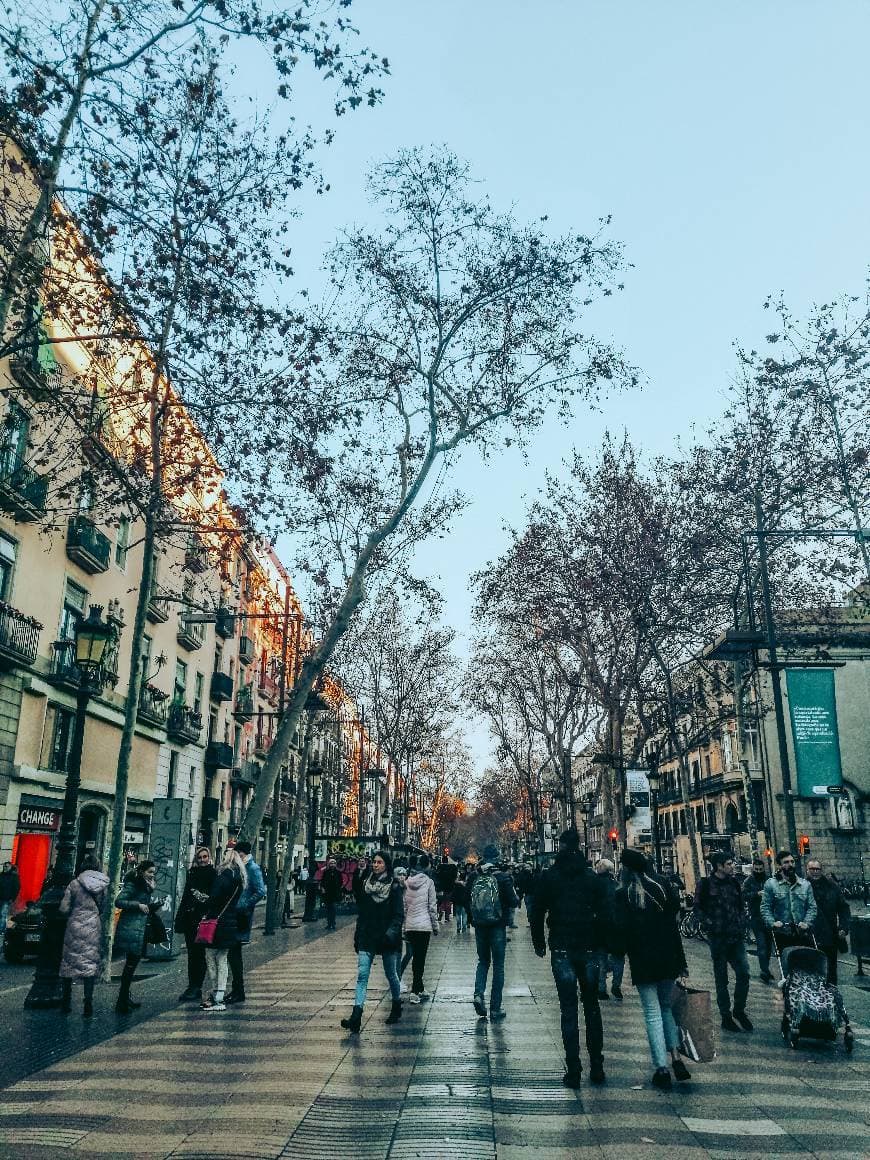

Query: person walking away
left=806, top=858, right=850, bottom=984
left=469, top=847, right=519, bottom=1021
left=59, top=854, right=108, bottom=1017
left=452, top=872, right=469, bottom=933
left=742, top=856, right=773, bottom=983
left=530, top=829, right=610, bottom=1087
left=760, top=849, right=818, bottom=958
left=613, top=849, right=690, bottom=1091
left=200, top=847, right=246, bottom=1012
left=320, top=855, right=343, bottom=931
left=114, top=860, right=158, bottom=1014
left=593, top=859, right=625, bottom=1000
left=226, top=840, right=266, bottom=1004
left=174, top=847, right=217, bottom=1001
left=403, top=855, right=438, bottom=1002
left=694, top=852, right=753, bottom=1033
left=436, top=856, right=457, bottom=923
left=0, top=860, right=19, bottom=931
left=341, top=851, right=404, bottom=1033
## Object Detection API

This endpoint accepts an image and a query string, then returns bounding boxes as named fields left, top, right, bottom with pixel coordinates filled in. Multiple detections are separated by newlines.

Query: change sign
left=785, top=668, right=843, bottom=797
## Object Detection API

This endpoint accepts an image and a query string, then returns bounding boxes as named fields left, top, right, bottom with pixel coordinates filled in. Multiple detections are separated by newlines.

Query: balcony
left=232, top=759, right=259, bottom=787
left=254, top=731, right=272, bottom=757
left=258, top=671, right=280, bottom=704
left=184, top=542, right=207, bottom=574
left=215, top=608, right=235, bottom=640
left=66, top=515, right=111, bottom=574
left=0, top=602, right=41, bottom=669
left=238, top=635, right=254, bottom=665
left=146, top=584, right=170, bottom=624
left=137, top=683, right=168, bottom=728
left=209, top=670, right=233, bottom=703
left=204, top=740, right=234, bottom=768
left=233, top=687, right=254, bottom=722
left=228, top=803, right=245, bottom=830
left=0, top=455, right=48, bottom=522
left=47, top=639, right=80, bottom=689
left=10, top=357, right=52, bottom=402
left=166, top=703, right=203, bottom=745
left=177, top=613, right=204, bottom=652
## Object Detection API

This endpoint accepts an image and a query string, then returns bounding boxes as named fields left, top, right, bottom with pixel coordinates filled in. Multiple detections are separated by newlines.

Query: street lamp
left=646, top=764, right=662, bottom=875
left=302, top=762, right=322, bottom=922
left=25, top=604, right=115, bottom=1008
left=579, top=795, right=596, bottom=857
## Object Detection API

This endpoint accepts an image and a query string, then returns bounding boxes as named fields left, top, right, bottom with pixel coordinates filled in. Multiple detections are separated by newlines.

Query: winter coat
left=530, top=851, right=611, bottom=956
left=320, top=866, right=344, bottom=904
left=694, top=873, right=745, bottom=941
left=760, top=875, right=817, bottom=928
left=114, top=874, right=155, bottom=956
left=204, top=866, right=244, bottom=949
left=451, top=880, right=468, bottom=908
left=613, top=875, right=687, bottom=985
left=59, top=869, right=109, bottom=978
left=353, top=873, right=404, bottom=955
left=174, top=864, right=217, bottom=936
left=0, top=867, right=19, bottom=902
left=235, top=857, right=266, bottom=946
left=435, top=861, right=458, bottom=897
left=742, top=872, right=769, bottom=921
left=810, top=875, right=851, bottom=947
left=404, top=872, right=438, bottom=933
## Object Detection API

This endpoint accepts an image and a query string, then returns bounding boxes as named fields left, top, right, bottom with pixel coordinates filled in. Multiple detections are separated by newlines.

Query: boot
left=340, top=1005, right=363, bottom=1033
left=60, top=980, right=72, bottom=1014
left=115, top=970, right=141, bottom=1014
left=385, top=1000, right=403, bottom=1024
left=83, top=979, right=94, bottom=1019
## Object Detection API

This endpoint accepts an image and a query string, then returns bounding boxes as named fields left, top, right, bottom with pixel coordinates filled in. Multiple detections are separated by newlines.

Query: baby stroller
left=773, top=927, right=854, bottom=1053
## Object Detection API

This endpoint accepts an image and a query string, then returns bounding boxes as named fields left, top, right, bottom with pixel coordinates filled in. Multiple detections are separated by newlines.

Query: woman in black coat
left=340, top=851, right=404, bottom=1034
left=175, top=847, right=217, bottom=1001
left=613, top=849, right=689, bottom=1091
left=199, top=848, right=245, bottom=1012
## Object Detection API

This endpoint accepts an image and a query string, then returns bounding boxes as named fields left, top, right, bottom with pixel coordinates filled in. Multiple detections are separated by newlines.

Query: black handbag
left=145, top=910, right=168, bottom=945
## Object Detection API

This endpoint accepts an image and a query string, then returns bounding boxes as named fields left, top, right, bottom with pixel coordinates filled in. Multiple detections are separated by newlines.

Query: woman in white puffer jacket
left=402, top=854, right=439, bottom=1002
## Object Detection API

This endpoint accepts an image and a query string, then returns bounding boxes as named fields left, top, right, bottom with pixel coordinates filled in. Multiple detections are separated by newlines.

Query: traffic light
left=608, top=828, right=619, bottom=851
left=798, top=834, right=811, bottom=856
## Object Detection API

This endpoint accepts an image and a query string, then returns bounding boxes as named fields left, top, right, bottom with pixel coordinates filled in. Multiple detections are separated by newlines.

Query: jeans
left=550, top=949, right=604, bottom=1068
left=227, top=942, right=245, bottom=992
left=324, top=900, right=337, bottom=929
left=708, top=936, right=750, bottom=1017
left=438, top=898, right=453, bottom=920
left=597, top=952, right=625, bottom=991
left=204, top=947, right=229, bottom=1001
left=400, top=940, right=413, bottom=977
left=474, top=925, right=506, bottom=1012
left=404, top=931, right=431, bottom=993
left=456, top=906, right=468, bottom=932
left=636, top=979, right=680, bottom=1070
left=355, top=950, right=401, bottom=1007
left=820, top=944, right=839, bottom=985
left=183, top=927, right=207, bottom=989
left=750, top=918, right=772, bottom=977
left=0, top=901, right=10, bottom=930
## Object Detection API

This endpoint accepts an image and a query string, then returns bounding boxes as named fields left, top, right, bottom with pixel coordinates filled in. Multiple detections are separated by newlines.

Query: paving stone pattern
left=0, top=910, right=869, bottom=1159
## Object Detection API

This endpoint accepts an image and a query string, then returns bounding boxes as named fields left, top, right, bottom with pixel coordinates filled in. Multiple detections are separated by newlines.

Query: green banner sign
left=785, top=668, right=843, bottom=796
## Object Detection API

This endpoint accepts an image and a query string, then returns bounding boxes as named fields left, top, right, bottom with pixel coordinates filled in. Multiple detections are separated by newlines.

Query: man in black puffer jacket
left=530, top=829, right=612, bottom=1088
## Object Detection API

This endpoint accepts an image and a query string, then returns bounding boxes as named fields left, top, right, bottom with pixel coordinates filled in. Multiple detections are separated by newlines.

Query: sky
left=263, top=0, right=870, bottom=771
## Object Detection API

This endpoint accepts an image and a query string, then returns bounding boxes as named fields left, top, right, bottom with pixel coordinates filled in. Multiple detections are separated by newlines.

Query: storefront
left=11, top=799, right=62, bottom=904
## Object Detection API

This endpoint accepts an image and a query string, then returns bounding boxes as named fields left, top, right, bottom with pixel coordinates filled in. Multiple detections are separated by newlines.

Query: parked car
left=4, top=901, right=43, bottom=963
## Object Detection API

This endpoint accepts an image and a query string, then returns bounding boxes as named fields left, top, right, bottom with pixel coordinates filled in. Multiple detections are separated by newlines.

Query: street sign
left=812, top=784, right=848, bottom=796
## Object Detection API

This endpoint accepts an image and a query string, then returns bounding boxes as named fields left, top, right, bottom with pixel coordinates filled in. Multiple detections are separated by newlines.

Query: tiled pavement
left=1, top=911, right=869, bottom=1160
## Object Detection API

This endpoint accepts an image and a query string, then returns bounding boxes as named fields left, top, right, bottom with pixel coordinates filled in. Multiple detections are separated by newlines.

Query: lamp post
left=647, top=764, right=662, bottom=875
left=25, top=605, right=115, bottom=1008
left=302, top=762, right=322, bottom=922
left=579, top=795, right=596, bottom=858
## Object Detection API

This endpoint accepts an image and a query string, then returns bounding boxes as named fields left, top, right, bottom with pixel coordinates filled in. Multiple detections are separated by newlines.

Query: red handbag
left=194, top=883, right=240, bottom=945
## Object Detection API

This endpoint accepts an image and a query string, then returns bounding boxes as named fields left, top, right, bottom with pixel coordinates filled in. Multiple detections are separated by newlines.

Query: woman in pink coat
left=402, top=853, right=439, bottom=1002
left=59, top=854, right=109, bottom=1017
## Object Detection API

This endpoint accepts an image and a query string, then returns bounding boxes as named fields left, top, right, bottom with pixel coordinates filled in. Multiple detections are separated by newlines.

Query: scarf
left=364, top=872, right=393, bottom=903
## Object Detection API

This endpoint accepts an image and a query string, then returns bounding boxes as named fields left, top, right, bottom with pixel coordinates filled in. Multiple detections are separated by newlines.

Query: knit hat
left=621, top=848, right=649, bottom=873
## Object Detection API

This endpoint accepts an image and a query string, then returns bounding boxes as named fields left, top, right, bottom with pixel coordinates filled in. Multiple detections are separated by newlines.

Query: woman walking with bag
left=403, top=855, right=438, bottom=1002
left=198, top=847, right=246, bottom=1012
left=341, top=850, right=404, bottom=1033
left=613, top=849, right=690, bottom=1090
left=114, top=860, right=158, bottom=1014
left=175, top=847, right=216, bottom=1001
left=59, top=854, right=109, bottom=1017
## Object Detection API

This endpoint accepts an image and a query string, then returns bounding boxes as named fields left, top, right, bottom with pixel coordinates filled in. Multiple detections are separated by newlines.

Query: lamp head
left=75, top=604, right=112, bottom=677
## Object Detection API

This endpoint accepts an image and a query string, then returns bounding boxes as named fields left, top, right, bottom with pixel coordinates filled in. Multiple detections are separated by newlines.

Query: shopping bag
left=672, top=982, right=716, bottom=1062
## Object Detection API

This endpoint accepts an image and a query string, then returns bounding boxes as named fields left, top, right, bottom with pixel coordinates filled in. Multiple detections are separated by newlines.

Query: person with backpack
left=469, top=847, right=519, bottom=1021
left=694, top=851, right=753, bottom=1033
left=530, top=829, right=610, bottom=1087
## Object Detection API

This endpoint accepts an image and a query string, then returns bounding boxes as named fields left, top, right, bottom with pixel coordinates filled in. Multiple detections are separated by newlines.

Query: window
left=1, top=401, right=30, bottom=472
left=174, top=659, right=188, bottom=702
left=59, top=579, right=87, bottom=641
left=168, top=751, right=178, bottom=797
left=704, top=753, right=712, bottom=778
left=706, top=803, right=717, bottom=831
left=193, top=672, right=204, bottom=714
left=42, top=704, right=75, bottom=772
left=115, top=516, right=130, bottom=570
left=0, top=533, right=16, bottom=600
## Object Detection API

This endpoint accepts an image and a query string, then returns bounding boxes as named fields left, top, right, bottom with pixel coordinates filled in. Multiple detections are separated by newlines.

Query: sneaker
left=204, top=1000, right=226, bottom=1012
left=733, top=1010, right=754, bottom=1031
left=672, top=1058, right=691, bottom=1082
left=224, top=990, right=246, bottom=1005
left=473, top=993, right=487, bottom=1017
left=598, top=989, right=610, bottom=1001
left=721, top=1013, right=744, bottom=1032
left=562, top=1068, right=582, bottom=1089
left=418, top=991, right=430, bottom=1002
left=611, top=986, right=623, bottom=1000
left=178, top=986, right=200, bottom=1002
left=408, top=993, right=422, bottom=1004
left=490, top=1008, right=507, bottom=1022
left=651, top=1067, right=672, bottom=1090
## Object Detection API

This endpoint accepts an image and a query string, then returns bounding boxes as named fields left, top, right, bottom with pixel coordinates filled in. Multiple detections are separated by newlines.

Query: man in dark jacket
left=806, top=859, right=851, bottom=984
left=469, top=845, right=519, bottom=1021
left=695, top=852, right=752, bottom=1033
left=530, top=829, right=611, bottom=1087
left=320, top=855, right=343, bottom=931
left=226, top=840, right=266, bottom=1004
left=0, top=861, right=19, bottom=930
left=742, top=857, right=773, bottom=983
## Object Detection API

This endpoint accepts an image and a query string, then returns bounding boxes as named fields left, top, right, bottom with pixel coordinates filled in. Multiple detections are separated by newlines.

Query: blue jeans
left=456, top=906, right=468, bottom=932
left=551, top=949, right=604, bottom=1068
left=474, top=925, right=506, bottom=1011
left=597, top=952, right=625, bottom=991
left=636, top=979, right=680, bottom=1070
left=0, top=901, right=10, bottom=930
left=708, top=936, right=750, bottom=1017
left=354, top=950, right=401, bottom=1007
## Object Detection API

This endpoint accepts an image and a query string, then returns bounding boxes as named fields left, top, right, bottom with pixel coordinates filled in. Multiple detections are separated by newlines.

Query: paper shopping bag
left=672, top=982, right=716, bottom=1062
